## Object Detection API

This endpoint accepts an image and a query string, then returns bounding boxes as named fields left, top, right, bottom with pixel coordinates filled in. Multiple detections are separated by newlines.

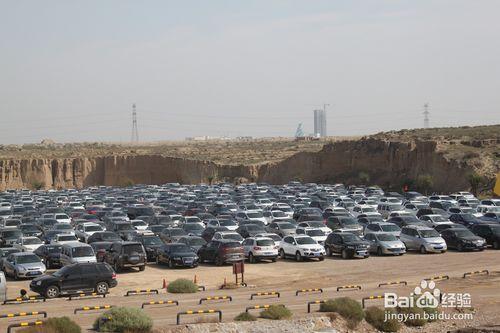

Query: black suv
left=156, top=243, right=199, bottom=268
left=104, top=241, right=147, bottom=272
left=30, top=262, right=117, bottom=298
left=134, top=234, right=164, bottom=261
left=324, top=232, right=370, bottom=259
left=471, top=224, right=500, bottom=249
left=34, top=244, right=62, bottom=269
left=440, top=228, right=487, bottom=251
left=198, top=240, right=244, bottom=266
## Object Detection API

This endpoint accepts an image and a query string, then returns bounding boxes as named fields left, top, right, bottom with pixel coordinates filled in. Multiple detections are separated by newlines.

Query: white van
left=60, top=242, right=96, bottom=266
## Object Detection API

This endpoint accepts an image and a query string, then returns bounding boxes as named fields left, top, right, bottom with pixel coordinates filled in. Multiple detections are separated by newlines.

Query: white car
left=297, top=221, right=331, bottom=235
left=130, top=219, right=149, bottom=231
left=242, top=237, right=278, bottom=263
left=75, top=222, right=104, bottom=242
left=352, top=205, right=380, bottom=218
left=235, top=211, right=267, bottom=226
left=54, top=213, right=71, bottom=224
left=212, top=231, right=244, bottom=243
left=254, top=233, right=282, bottom=246
left=419, top=214, right=453, bottom=228
left=295, top=227, right=327, bottom=244
left=13, top=237, right=43, bottom=252
left=279, top=235, right=325, bottom=261
left=51, top=234, right=79, bottom=245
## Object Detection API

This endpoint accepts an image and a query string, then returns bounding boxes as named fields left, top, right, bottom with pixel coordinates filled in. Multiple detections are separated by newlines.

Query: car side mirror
left=292, top=242, right=296, bottom=245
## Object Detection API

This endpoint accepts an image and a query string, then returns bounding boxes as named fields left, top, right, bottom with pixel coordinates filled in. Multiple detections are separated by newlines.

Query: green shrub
left=93, top=307, right=153, bottom=332
left=365, top=307, right=401, bottom=332
left=422, top=307, right=439, bottom=322
left=234, top=312, right=257, bottom=321
left=397, top=306, right=427, bottom=327
left=167, top=278, right=198, bottom=293
left=259, top=305, right=292, bottom=320
left=319, top=297, right=364, bottom=328
left=19, top=317, right=80, bottom=333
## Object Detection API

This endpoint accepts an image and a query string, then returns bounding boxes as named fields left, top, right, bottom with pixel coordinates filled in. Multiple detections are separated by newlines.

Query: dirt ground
left=1, top=249, right=499, bottom=332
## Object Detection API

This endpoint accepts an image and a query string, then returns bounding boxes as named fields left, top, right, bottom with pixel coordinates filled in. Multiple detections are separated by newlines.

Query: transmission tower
left=131, top=103, right=139, bottom=143
left=423, top=103, right=430, bottom=129
left=295, top=123, right=304, bottom=137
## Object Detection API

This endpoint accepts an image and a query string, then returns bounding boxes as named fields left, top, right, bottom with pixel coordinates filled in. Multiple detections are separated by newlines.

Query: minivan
left=60, top=242, right=96, bottom=265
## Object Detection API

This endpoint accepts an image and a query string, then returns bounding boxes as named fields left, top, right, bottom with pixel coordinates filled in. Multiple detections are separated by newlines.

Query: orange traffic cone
left=193, top=275, right=198, bottom=284
left=162, top=278, right=168, bottom=289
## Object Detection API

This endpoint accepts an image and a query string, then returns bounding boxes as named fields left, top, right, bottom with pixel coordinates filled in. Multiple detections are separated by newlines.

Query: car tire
left=341, top=249, right=348, bottom=259
left=325, top=247, right=332, bottom=257
left=13, top=271, right=19, bottom=280
left=215, top=256, right=223, bottom=266
left=420, top=246, right=427, bottom=254
left=113, top=262, right=121, bottom=272
left=156, top=256, right=161, bottom=265
left=279, top=249, right=285, bottom=259
left=139, top=265, right=145, bottom=271
left=45, top=285, right=60, bottom=299
left=457, top=243, right=464, bottom=252
left=318, top=256, right=324, bottom=261
left=95, top=281, right=109, bottom=294
left=271, top=257, right=277, bottom=262
left=295, top=251, right=302, bottom=262
left=377, top=247, right=383, bottom=256
left=249, top=253, right=255, bottom=264
left=168, top=259, right=174, bottom=269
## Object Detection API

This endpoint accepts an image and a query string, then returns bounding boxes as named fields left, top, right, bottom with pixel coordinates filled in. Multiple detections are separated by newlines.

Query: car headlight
left=36, top=280, right=42, bottom=286
left=18, top=266, right=26, bottom=272
left=346, top=245, right=355, bottom=249
left=173, top=257, right=181, bottom=260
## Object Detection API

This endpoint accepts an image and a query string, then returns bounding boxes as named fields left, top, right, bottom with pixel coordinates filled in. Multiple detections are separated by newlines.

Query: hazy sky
left=1, top=1, right=499, bottom=143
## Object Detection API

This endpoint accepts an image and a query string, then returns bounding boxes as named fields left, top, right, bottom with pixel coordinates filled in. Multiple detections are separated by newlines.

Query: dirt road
left=1, top=250, right=499, bottom=331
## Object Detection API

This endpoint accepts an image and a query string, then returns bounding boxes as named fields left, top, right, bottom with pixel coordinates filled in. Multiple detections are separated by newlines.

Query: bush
left=167, top=278, right=198, bottom=293
left=397, top=306, right=427, bottom=327
left=19, top=317, right=80, bottom=333
left=422, top=307, right=439, bottom=322
left=93, top=307, right=153, bottom=332
left=234, top=312, right=257, bottom=321
left=259, top=305, right=292, bottom=320
left=365, top=307, right=401, bottom=332
left=319, top=297, right=364, bottom=328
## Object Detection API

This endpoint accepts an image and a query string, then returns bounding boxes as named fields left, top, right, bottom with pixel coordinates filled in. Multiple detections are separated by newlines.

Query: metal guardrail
left=0, top=311, right=47, bottom=319
left=245, top=304, right=273, bottom=313
left=7, top=321, right=43, bottom=333
left=250, top=291, right=280, bottom=300
left=176, top=309, right=222, bottom=325
left=199, top=296, right=232, bottom=304
left=378, top=281, right=407, bottom=287
left=424, top=275, right=450, bottom=281
left=295, top=288, right=323, bottom=296
left=463, top=270, right=489, bottom=278
left=3, top=296, right=46, bottom=305
left=73, top=305, right=113, bottom=314
left=141, top=300, right=179, bottom=309
left=125, top=289, right=159, bottom=296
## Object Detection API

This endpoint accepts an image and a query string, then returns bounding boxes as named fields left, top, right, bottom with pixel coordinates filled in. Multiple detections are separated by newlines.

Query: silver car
left=364, top=222, right=401, bottom=237
left=3, top=252, right=46, bottom=280
left=400, top=226, right=447, bottom=254
left=364, top=233, right=406, bottom=255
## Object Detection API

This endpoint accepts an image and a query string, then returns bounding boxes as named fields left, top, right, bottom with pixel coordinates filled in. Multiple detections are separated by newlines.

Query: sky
left=1, top=0, right=499, bottom=143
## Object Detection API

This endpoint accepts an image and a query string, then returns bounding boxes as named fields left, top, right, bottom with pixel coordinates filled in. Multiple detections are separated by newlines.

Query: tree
left=468, top=173, right=483, bottom=196
left=416, top=174, right=433, bottom=195
left=358, top=172, right=370, bottom=185
left=207, top=176, right=214, bottom=185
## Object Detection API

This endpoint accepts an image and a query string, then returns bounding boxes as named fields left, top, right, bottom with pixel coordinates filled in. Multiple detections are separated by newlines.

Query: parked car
left=3, top=252, right=46, bottom=280
left=30, top=262, right=117, bottom=298
left=400, top=226, right=447, bottom=254
left=134, top=234, right=164, bottom=261
left=197, top=240, right=244, bottom=266
left=279, top=235, right=325, bottom=261
left=75, top=222, right=104, bottom=242
left=104, top=241, right=147, bottom=272
left=0, top=229, right=23, bottom=247
left=324, top=232, right=370, bottom=259
left=470, top=224, right=500, bottom=249
left=156, top=243, right=199, bottom=268
left=33, top=244, right=63, bottom=269
left=266, top=222, right=296, bottom=237
left=90, top=242, right=112, bottom=262
left=297, top=221, right=331, bottom=235
left=181, top=223, right=205, bottom=237
left=19, top=224, right=42, bottom=237
left=242, top=237, right=278, bottom=263
left=87, top=232, right=122, bottom=244
left=13, top=236, right=43, bottom=252
left=236, top=224, right=266, bottom=238
left=326, top=217, right=363, bottom=236
left=213, top=231, right=244, bottom=243
left=295, top=227, right=327, bottom=244
left=364, top=233, right=406, bottom=256
left=51, top=234, right=78, bottom=245
left=364, top=222, right=401, bottom=237
left=160, top=228, right=187, bottom=243
left=177, top=236, right=207, bottom=253
left=60, top=242, right=96, bottom=265
left=419, top=214, right=453, bottom=228
left=440, top=228, right=486, bottom=251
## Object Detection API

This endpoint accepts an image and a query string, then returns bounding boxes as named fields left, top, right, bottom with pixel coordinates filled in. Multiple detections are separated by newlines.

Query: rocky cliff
left=1, top=135, right=497, bottom=192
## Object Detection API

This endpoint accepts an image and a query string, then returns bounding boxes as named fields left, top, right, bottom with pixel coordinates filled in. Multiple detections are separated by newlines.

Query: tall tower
left=423, top=103, right=430, bottom=129
left=131, top=103, right=139, bottom=143
left=313, top=108, right=327, bottom=137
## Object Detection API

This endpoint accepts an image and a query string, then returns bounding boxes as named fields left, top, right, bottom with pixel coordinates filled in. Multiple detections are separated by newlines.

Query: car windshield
left=58, top=235, right=77, bottom=241
left=419, top=229, right=440, bottom=238
left=306, top=229, right=325, bottom=237
left=143, top=237, right=163, bottom=246
left=279, top=223, right=295, bottom=229
left=116, top=224, right=133, bottom=231
left=272, top=211, right=286, bottom=217
left=432, top=216, right=448, bottom=222
left=362, top=207, right=376, bottom=212
left=246, top=225, right=262, bottom=231
left=489, top=226, right=500, bottom=235
left=247, top=212, right=263, bottom=218
left=453, top=230, right=475, bottom=238
left=3, top=231, right=22, bottom=238
left=170, top=245, right=192, bottom=253
left=188, top=238, right=206, bottom=246
left=220, top=220, right=236, bottom=227
left=381, top=224, right=401, bottom=232
left=184, top=224, right=203, bottom=231
left=224, top=234, right=243, bottom=241
left=85, top=225, right=102, bottom=232
left=377, top=234, right=398, bottom=241
left=102, top=233, right=119, bottom=240
left=123, top=244, right=143, bottom=254
left=341, top=234, right=361, bottom=242
left=256, top=239, right=274, bottom=246
left=307, top=222, right=324, bottom=228
left=55, top=224, right=72, bottom=230
left=340, top=218, right=358, bottom=226
left=16, top=255, right=40, bottom=264
left=296, top=237, right=316, bottom=245
left=45, top=246, right=62, bottom=253
left=170, top=229, right=186, bottom=236
left=21, top=226, right=38, bottom=232
left=24, top=238, right=42, bottom=245
left=72, top=247, right=94, bottom=257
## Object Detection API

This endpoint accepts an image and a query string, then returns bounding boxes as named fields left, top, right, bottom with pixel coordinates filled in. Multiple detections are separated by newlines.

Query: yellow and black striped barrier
left=307, top=300, right=326, bottom=313
left=463, top=270, right=489, bottom=278
left=378, top=281, right=407, bottom=287
left=362, top=295, right=385, bottom=308
left=250, top=291, right=280, bottom=300
left=296, top=288, right=323, bottom=296
left=424, top=275, right=449, bottom=282
left=199, top=296, right=232, bottom=304
left=125, top=289, right=159, bottom=296
left=0, top=311, right=47, bottom=319
left=7, top=321, right=43, bottom=333
left=336, top=285, right=361, bottom=291
left=3, top=296, right=46, bottom=305
left=141, top=300, right=179, bottom=309
left=73, top=305, right=113, bottom=314
left=245, top=304, right=274, bottom=313
left=68, top=292, right=108, bottom=300
left=176, top=309, right=221, bottom=325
